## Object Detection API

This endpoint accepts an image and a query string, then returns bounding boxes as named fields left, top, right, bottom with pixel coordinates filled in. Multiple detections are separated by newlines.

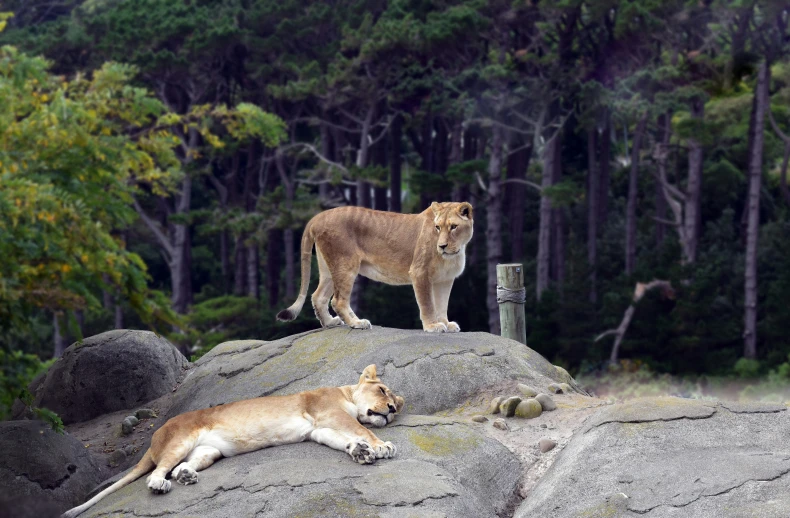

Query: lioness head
left=353, top=364, right=405, bottom=428
left=431, top=201, right=474, bottom=257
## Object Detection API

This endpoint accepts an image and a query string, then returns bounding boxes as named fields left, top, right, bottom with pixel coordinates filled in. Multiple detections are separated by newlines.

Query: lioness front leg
left=310, top=413, right=396, bottom=463
left=412, top=275, right=447, bottom=332
left=433, top=280, right=460, bottom=332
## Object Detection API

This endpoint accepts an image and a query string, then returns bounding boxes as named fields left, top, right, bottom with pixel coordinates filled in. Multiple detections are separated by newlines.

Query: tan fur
left=62, top=365, right=404, bottom=518
left=277, top=201, right=474, bottom=332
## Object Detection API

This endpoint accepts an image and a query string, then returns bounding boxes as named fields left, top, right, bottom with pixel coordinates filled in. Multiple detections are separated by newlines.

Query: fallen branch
left=595, top=279, right=675, bottom=364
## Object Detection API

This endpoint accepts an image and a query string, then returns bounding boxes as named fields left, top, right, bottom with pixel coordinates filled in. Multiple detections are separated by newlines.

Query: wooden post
left=497, top=263, right=527, bottom=345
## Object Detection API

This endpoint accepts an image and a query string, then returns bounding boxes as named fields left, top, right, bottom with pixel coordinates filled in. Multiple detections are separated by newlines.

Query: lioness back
left=277, top=202, right=473, bottom=332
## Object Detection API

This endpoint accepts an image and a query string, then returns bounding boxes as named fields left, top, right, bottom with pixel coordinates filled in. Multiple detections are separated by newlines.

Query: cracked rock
left=499, top=396, right=522, bottom=417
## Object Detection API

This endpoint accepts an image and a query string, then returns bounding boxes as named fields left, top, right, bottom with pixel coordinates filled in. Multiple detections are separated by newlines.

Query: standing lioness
left=62, top=365, right=403, bottom=518
left=277, top=201, right=473, bottom=332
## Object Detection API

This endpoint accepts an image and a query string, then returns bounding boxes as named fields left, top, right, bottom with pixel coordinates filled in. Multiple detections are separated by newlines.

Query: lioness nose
left=388, top=404, right=396, bottom=414
left=439, top=244, right=447, bottom=250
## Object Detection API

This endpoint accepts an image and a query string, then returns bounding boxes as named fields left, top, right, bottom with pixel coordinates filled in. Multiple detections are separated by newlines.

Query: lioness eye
left=451, top=224, right=457, bottom=230
left=435, top=225, right=440, bottom=232
left=379, top=387, right=387, bottom=395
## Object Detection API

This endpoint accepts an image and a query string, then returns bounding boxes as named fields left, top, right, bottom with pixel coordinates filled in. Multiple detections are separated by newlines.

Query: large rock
left=514, top=397, right=790, bottom=518
left=21, top=330, right=188, bottom=424
left=0, top=420, right=103, bottom=516
left=167, top=326, right=573, bottom=417
left=83, top=415, right=520, bottom=518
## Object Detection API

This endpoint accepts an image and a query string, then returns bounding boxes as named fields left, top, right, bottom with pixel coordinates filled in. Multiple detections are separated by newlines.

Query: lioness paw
left=324, top=316, right=344, bottom=328
left=347, top=440, right=376, bottom=464
left=374, top=441, right=397, bottom=459
left=445, top=322, right=461, bottom=333
left=147, top=476, right=172, bottom=494
left=173, top=464, right=199, bottom=485
left=424, top=322, right=448, bottom=333
left=350, top=319, right=372, bottom=330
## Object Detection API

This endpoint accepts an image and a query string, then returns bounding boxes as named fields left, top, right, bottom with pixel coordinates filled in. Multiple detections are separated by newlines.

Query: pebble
left=123, top=445, right=136, bottom=456
left=135, top=408, right=157, bottom=420
left=471, top=415, right=489, bottom=423
left=515, top=399, right=543, bottom=419
left=492, top=418, right=509, bottom=431
left=499, top=396, right=522, bottom=417
left=535, top=393, right=557, bottom=411
left=107, top=449, right=126, bottom=467
left=539, top=438, right=557, bottom=453
left=517, top=384, right=538, bottom=397
left=547, top=383, right=564, bottom=394
left=488, top=396, right=504, bottom=414
left=121, top=416, right=139, bottom=436
left=559, top=383, right=572, bottom=393
left=540, top=423, right=547, bottom=428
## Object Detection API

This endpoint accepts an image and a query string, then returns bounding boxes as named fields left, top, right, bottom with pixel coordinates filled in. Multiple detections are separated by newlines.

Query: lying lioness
left=277, top=201, right=474, bottom=332
left=62, top=365, right=403, bottom=518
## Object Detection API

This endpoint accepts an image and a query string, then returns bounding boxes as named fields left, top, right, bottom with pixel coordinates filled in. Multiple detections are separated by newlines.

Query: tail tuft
left=276, top=309, right=296, bottom=322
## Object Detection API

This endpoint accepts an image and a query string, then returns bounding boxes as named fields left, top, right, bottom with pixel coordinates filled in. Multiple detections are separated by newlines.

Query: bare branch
left=501, top=178, right=542, bottom=192
left=280, top=143, right=351, bottom=176
left=652, top=216, right=680, bottom=227
left=133, top=198, right=175, bottom=260
left=475, top=171, right=489, bottom=193
left=768, top=109, right=790, bottom=144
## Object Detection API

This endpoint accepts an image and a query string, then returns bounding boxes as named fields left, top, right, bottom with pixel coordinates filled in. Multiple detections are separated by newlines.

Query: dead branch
left=595, top=279, right=675, bottom=364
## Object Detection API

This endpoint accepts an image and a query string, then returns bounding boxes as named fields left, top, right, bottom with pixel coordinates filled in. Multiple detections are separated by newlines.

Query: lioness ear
left=359, top=364, right=379, bottom=384
left=430, top=202, right=441, bottom=217
left=394, top=395, right=405, bottom=412
left=458, top=202, right=473, bottom=220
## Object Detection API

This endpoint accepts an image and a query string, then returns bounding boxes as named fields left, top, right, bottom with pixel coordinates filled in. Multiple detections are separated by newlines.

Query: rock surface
left=514, top=397, right=790, bottom=517
left=0, top=420, right=103, bottom=516
left=19, top=330, right=188, bottom=424
left=166, top=326, right=573, bottom=417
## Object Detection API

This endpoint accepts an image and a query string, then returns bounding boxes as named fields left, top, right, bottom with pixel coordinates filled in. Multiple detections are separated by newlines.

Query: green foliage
left=733, top=358, right=762, bottom=379
left=0, top=349, right=56, bottom=426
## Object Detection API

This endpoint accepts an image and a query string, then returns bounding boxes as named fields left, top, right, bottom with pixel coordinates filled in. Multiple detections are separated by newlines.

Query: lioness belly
left=359, top=262, right=411, bottom=285
left=201, top=415, right=314, bottom=456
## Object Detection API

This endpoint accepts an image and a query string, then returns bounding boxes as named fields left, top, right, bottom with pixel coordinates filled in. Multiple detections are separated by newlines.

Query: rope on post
left=497, top=285, right=526, bottom=304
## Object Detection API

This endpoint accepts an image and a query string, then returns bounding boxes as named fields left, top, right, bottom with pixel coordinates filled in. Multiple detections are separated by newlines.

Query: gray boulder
left=167, top=326, right=573, bottom=417
left=514, top=397, right=790, bottom=518
left=0, top=420, right=103, bottom=516
left=82, top=415, right=520, bottom=518
left=20, top=330, right=188, bottom=424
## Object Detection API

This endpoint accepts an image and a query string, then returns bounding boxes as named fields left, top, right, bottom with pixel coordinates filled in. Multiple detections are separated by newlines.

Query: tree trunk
left=507, top=144, right=530, bottom=262
left=319, top=121, right=333, bottom=203
left=284, top=229, right=295, bottom=300
left=53, top=312, right=66, bottom=358
left=685, top=99, right=704, bottom=264
left=744, top=61, right=769, bottom=359
left=266, top=228, right=281, bottom=309
left=419, top=112, right=434, bottom=209
left=551, top=137, right=565, bottom=289
left=625, top=114, right=648, bottom=276
left=356, top=103, right=376, bottom=209
left=233, top=235, right=247, bottom=296
left=486, top=124, right=505, bottom=334
left=247, top=243, right=259, bottom=300
left=655, top=113, right=671, bottom=247
left=587, top=128, right=599, bottom=303
left=389, top=114, right=402, bottom=212
left=220, top=229, right=230, bottom=293
left=537, top=134, right=557, bottom=299
left=598, top=113, right=611, bottom=231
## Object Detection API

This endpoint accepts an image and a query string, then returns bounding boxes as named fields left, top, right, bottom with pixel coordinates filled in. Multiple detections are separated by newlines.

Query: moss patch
left=406, top=426, right=482, bottom=456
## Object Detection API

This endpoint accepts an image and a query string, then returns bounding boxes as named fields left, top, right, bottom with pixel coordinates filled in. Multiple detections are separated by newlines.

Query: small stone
left=471, top=415, right=489, bottom=423
left=535, top=393, right=557, bottom=411
left=488, top=396, right=504, bottom=414
left=515, top=399, right=543, bottom=419
left=135, top=408, right=157, bottom=420
left=547, top=383, right=564, bottom=394
left=499, top=396, right=522, bottom=417
left=123, top=445, right=135, bottom=456
left=539, top=438, right=557, bottom=453
left=517, top=384, right=538, bottom=397
left=121, top=416, right=139, bottom=436
left=559, top=383, right=572, bottom=393
left=492, top=418, right=509, bottom=431
left=540, top=424, right=547, bottom=428
left=107, top=449, right=126, bottom=467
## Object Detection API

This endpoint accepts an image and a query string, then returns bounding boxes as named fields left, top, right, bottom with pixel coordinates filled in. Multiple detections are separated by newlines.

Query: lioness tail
left=61, top=450, right=155, bottom=518
left=276, top=221, right=315, bottom=322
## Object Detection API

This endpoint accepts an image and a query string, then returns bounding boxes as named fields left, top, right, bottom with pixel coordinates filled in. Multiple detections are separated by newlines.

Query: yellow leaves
left=61, top=264, right=71, bottom=274
left=40, top=94, right=49, bottom=103
left=9, top=163, right=18, bottom=173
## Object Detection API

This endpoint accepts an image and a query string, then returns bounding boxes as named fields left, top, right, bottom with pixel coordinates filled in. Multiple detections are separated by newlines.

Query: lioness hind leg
left=171, top=445, right=222, bottom=486
left=312, top=248, right=343, bottom=328
left=329, top=264, right=371, bottom=329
